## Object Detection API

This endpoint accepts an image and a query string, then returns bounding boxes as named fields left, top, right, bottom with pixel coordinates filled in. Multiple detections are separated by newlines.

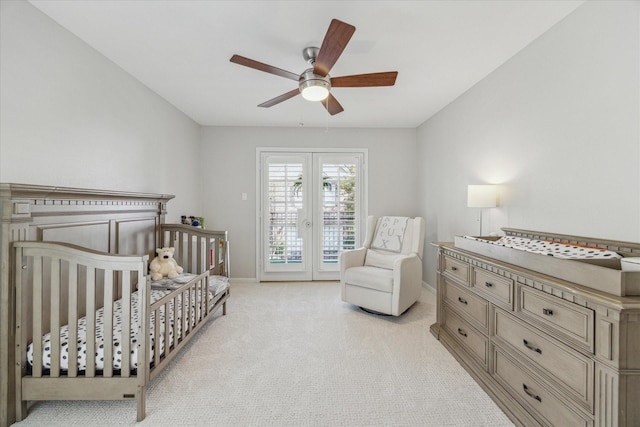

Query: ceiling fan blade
left=313, top=19, right=356, bottom=77
left=258, top=89, right=300, bottom=108
left=321, top=93, right=344, bottom=116
left=331, top=71, right=398, bottom=87
left=230, top=54, right=299, bottom=81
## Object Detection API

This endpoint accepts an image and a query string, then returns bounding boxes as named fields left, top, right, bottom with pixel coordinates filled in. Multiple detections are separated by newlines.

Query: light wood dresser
left=430, top=228, right=640, bottom=427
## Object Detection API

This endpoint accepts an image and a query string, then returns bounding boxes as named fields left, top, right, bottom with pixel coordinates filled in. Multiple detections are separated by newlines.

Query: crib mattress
left=27, top=275, right=229, bottom=372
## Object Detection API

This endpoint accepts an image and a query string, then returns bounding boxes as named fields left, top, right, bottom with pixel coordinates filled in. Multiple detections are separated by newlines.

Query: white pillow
left=364, top=249, right=401, bottom=270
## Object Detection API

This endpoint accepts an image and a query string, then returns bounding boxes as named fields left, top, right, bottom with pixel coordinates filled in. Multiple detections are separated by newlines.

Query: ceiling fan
left=230, top=19, right=398, bottom=116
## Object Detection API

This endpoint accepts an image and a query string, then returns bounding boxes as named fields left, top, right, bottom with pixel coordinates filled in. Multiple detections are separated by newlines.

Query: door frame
left=255, top=147, right=368, bottom=282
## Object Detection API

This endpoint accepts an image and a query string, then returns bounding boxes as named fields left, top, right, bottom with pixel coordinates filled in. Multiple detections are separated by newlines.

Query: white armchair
left=340, top=215, right=426, bottom=316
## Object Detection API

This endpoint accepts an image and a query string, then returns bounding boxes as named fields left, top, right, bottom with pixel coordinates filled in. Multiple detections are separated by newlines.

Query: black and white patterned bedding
left=27, top=275, right=229, bottom=372
left=463, top=235, right=622, bottom=259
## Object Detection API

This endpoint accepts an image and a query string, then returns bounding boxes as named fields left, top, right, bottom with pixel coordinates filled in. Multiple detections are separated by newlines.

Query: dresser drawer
left=471, top=268, right=513, bottom=309
left=519, top=285, right=594, bottom=353
left=493, top=347, right=592, bottom=427
left=493, top=308, right=593, bottom=412
left=443, top=307, right=488, bottom=367
left=443, top=278, right=488, bottom=332
left=443, top=255, right=469, bottom=285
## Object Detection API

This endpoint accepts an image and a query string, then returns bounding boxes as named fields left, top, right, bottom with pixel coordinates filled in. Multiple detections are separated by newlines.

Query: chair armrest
left=391, top=253, right=423, bottom=315
left=393, top=253, right=422, bottom=279
left=340, top=247, right=367, bottom=276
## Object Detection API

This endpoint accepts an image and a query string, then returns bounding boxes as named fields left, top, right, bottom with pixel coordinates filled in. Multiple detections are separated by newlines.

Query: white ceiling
left=29, top=0, right=584, bottom=129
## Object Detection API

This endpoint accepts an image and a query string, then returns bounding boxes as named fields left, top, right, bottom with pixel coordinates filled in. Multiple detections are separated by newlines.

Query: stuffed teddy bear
left=150, top=247, right=183, bottom=281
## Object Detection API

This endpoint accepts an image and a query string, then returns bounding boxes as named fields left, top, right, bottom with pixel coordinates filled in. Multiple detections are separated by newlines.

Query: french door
left=257, top=149, right=366, bottom=281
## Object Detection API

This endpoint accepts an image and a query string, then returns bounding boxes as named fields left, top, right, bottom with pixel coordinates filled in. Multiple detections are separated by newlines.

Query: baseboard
left=422, top=280, right=436, bottom=293
left=228, top=277, right=258, bottom=283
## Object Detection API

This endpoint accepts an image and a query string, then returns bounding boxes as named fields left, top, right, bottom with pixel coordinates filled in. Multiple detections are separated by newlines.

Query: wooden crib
left=0, top=184, right=229, bottom=425
left=14, top=224, right=229, bottom=422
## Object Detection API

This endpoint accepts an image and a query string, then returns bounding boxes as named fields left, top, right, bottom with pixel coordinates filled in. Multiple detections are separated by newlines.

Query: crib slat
left=171, top=298, right=176, bottom=354
left=166, top=298, right=173, bottom=355
left=167, top=229, right=175, bottom=253
left=32, top=256, right=43, bottom=378
left=188, top=286, right=193, bottom=329
left=197, top=279, right=201, bottom=320
left=178, top=231, right=185, bottom=272
left=68, top=262, right=78, bottom=377
left=187, top=232, right=194, bottom=273
left=204, top=276, right=210, bottom=317
left=197, top=235, right=204, bottom=274
left=121, top=272, right=131, bottom=378
left=150, top=306, right=156, bottom=369
left=186, top=287, right=192, bottom=330
left=14, top=247, right=27, bottom=420
left=222, top=240, right=229, bottom=277
left=212, top=238, right=218, bottom=274
left=182, top=290, right=188, bottom=339
left=159, top=304, right=165, bottom=367
left=196, top=280, right=202, bottom=322
left=138, top=272, right=148, bottom=383
left=49, top=258, right=61, bottom=377
left=206, top=237, right=213, bottom=272
left=205, top=278, right=210, bottom=316
left=154, top=304, right=161, bottom=368
left=103, top=270, right=114, bottom=377
left=85, top=268, right=96, bottom=377
left=200, top=278, right=206, bottom=320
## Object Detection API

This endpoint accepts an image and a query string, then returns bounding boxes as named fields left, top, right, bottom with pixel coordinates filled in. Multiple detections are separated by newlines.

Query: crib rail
left=160, top=224, right=229, bottom=277
left=14, top=241, right=149, bottom=420
left=148, top=272, right=209, bottom=379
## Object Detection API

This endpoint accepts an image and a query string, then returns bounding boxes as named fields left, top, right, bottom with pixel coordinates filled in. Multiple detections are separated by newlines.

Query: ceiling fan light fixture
left=299, top=69, right=331, bottom=101
left=300, top=84, right=329, bottom=101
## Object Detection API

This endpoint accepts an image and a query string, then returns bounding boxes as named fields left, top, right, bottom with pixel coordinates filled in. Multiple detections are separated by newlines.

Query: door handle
left=297, top=219, right=311, bottom=238
left=296, top=209, right=311, bottom=238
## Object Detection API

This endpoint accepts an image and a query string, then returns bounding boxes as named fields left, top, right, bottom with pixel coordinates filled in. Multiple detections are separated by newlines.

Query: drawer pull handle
left=458, top=297, right=468, bottom=305
left=485, top=282, right=493, bottom=288
left=457, top=328, right=467, bottom=337
left=522, top=384, right=542, bottom=402
left=523, top=339, right=542, bottom=354
left=451, top=266, right=458, bottom=271
left=542, top=308, right=554, bottom=316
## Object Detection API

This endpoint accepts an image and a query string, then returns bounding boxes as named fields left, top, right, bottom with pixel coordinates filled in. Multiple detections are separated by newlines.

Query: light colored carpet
left=15, top=281, right=514, bottom=426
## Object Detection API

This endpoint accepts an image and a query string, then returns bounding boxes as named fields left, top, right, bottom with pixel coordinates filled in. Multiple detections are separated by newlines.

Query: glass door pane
left=261, top=154, right=312, bottom=280
left=313, top=154, right=362, bottom=280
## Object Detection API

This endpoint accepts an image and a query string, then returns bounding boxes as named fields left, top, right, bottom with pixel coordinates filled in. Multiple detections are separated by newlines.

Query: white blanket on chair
left=371, top=216, right=408, bottom=253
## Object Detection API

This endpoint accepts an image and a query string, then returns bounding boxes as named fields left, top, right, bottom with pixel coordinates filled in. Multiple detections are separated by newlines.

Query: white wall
left=0, top=1, right=202, bottom=220
left=200, top=126, right=417, bottom=279
left=417, top=0, right=640, bottom=286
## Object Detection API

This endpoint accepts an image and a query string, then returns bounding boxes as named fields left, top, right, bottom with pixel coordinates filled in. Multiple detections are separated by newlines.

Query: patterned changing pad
left=27, top=275, right=229, bottom=372
left=463, top=235, right=622, bottom=260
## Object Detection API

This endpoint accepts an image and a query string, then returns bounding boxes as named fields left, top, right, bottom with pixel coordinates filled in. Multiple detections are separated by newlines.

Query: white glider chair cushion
left=340, top=215, right=426, bottom=316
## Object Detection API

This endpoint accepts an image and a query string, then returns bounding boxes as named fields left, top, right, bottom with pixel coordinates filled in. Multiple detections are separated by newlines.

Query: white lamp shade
left=467, top=185, right=497, bottom=208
